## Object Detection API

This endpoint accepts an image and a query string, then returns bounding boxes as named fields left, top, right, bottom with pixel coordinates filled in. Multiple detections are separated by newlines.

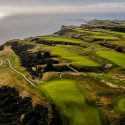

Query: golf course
left=1, top=20, right=125, bottom=125
left=38, top=79, right=102, bottom=125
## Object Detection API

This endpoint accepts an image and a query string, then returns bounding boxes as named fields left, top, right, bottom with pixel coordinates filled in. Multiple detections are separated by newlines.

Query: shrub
left=0, top=86, right=62, bottom=125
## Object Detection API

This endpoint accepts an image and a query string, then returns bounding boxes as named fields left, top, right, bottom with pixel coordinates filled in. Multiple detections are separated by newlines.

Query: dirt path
left=60, top=64, right=80, bottom=78
left=67, top=64, right=80, bottom=74
left=2, top=57, right=124, bottom=90
left=0, top=57, right=36, bottom=87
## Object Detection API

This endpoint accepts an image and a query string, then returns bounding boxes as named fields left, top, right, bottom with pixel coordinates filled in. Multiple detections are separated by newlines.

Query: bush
left=0, top=86, right=62, bottom=125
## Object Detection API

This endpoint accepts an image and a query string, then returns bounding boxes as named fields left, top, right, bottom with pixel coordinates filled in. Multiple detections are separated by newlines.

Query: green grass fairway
left=41, top=36, right=84, bottom=44
left=114, top=95, right=125, bottom=114
left=50, top=47, right=99, bottom=66
left=90, top=35, right=117, bottom=40
left=72, top=28, right=119, bottom=40
left=73, top=28, right=102, bottom=35
left=38, top=80, right=102, bottom=125
left=96, top=51, right=125, bottom=68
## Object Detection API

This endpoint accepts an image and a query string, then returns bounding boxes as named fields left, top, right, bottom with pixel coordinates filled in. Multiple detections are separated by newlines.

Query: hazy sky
left=0, top=0, right=125, bottom=15
left=0, top=0, right=125, bottom=6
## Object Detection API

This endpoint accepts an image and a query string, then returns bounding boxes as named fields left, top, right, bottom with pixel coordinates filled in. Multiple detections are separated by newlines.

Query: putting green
left=38, top=80, right=102, bottom=125
left=49, top=47, right=99, bottom=66
left=96, top=51, right=125, bottom=68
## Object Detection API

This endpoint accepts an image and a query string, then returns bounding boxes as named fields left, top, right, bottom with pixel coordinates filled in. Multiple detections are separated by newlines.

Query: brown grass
left=0, top=46, right=48, bottom=106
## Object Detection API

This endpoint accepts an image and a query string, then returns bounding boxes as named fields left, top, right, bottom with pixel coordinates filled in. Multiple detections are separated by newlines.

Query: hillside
left=1, top=20, right=125, bottom=125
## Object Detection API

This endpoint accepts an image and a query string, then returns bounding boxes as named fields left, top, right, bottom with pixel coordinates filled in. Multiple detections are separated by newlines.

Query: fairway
left=114, top=95, right=125, bottom=114
left=96, top=51, right=125, bottom=68
left=38, top=80, right=102, bottom=125
left=73, top=28, right=102, bottom=35
left=41, top=36, right=83, bottom=44
left=90, top=35, right=117, bottom=40
left=50, top=46, right=99, bottom=66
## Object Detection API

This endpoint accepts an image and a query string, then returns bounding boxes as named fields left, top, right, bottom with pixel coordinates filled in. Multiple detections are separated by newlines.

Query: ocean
left=0, top=12, right=125, bottom=44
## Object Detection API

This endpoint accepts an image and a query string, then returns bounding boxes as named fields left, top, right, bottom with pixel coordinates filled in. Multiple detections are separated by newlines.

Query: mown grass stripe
left=38, top=79, right=102, bottom=125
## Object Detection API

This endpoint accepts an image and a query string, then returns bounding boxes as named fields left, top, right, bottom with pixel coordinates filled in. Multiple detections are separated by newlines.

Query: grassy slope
left=38, top=79, right=102, bottom=125
left=72, top=27, right=121, bottom=40
left=90, top=35, right=118, bottom=40
left=0, top=46, right=30, bottom=77
left=49, top=46, right=99, bottom=66
left=0, top=63, right=46, bottom=105
left=0, top=46, right=47, bottom=105
left=89, top=73, right=125, bottom=87
left=114, top=95, right=125, bottom=114
left=2, top=21, right=125, bottom=124
left=96, top=50, right=125, bottom=68
left=41, top=36, right=83, bottom=44
left=73, top=28, right=102, bottom=35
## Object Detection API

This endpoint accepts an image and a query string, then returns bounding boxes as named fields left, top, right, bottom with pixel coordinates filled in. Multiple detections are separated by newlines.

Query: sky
left=0, top=0, right=125, bottom=6
left=0, top=0, right=125, bottom=16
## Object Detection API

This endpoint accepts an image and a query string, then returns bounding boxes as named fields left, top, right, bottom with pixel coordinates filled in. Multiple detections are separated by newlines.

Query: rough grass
left=0, top=46, right=29, bottom=76
left=38, top=79, right=102, bottom=125
left=102, top=29, right=125, bottom=39
left=0, top=64, right=46, bottom=105
left=72, top=27, right=122, bottom=40
left=89, top=73, right=125, bottom=87
left=0, top=46, right=47, bottom=105
left=96, top=51, right=125, bottom=68
left=11, top=55, right=25, bottom=72
left=49, top=46, right=99, bottom=66
left=98, top=40, right=125, bottom=48
left=114, top=95, right=125, bottom=114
